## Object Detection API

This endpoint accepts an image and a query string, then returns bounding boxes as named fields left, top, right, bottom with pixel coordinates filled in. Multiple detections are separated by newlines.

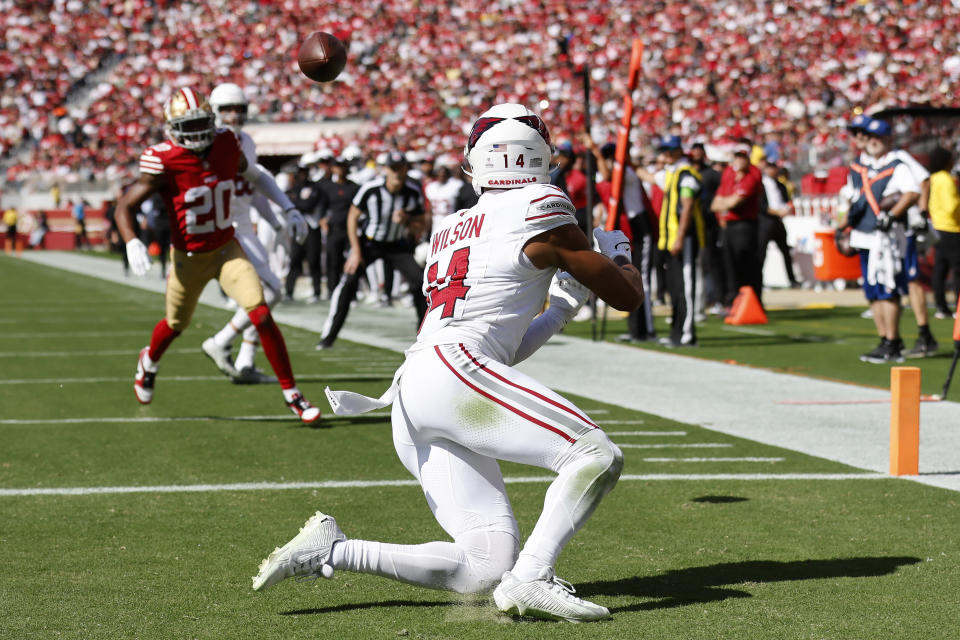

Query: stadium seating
left=3, top=1, right=959, bottom=185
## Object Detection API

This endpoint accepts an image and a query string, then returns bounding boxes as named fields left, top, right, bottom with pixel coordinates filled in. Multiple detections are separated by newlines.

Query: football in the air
left=297, top=31, right=347, bottom=83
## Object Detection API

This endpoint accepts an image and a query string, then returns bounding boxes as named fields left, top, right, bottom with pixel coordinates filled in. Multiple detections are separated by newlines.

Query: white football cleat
left=201, top=338, right=239, bottom=378
left=134, top=347, right=157, bottom=405
left=252, top=511, right=345, bottom=591
left=493, top=568, right=611, bottom=623
left=286, top=392, right=321, bottom=424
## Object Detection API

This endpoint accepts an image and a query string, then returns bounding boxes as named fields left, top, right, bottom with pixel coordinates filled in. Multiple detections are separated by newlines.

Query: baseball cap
left=600, top=142, right=617, bottom=159
left=378, top=150, right=408, bottom=167
left=657, top=135, right=682, bottom=151
left=733, top=143, right=752, bottom=157
left=847, top=114, right=873, bottom=132
left=556, top=140, right=575, bottom=158
left=864, top=119, right=891, bottom=137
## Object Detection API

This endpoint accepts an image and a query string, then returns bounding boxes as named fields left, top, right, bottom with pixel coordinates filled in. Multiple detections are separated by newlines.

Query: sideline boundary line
left=0, top=473, right=889, bottom=497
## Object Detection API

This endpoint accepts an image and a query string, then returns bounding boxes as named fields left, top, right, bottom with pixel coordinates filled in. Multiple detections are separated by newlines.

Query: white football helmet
left=163, top=87, right=216, bottom=151
left=209, top=82, right=248, bottom=129
left=464, top=103, right=553, bottom=195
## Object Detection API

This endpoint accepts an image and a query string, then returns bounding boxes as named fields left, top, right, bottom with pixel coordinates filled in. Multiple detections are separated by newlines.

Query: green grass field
left=2, top=254, right=959, bottom=639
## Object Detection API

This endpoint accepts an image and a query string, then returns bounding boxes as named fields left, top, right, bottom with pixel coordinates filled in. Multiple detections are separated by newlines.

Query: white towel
left=865, top=229, right=903, bottom=292
left=324, top=363, right=405, bottom=416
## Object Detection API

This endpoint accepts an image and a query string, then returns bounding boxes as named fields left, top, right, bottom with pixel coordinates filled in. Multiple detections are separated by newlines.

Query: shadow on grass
left=281, top=599, right=454, bottom=615
left=691, top=495, right=748, bottom=503
left=580, top=556, right=920, bottom=611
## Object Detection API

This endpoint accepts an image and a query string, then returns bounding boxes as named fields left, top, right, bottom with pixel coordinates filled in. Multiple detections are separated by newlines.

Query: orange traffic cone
left=724, top=286, right=768, bottom=325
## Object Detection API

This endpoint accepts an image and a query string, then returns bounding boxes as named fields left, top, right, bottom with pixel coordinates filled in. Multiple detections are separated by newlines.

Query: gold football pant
left=165, top=239, right=265, bottom=332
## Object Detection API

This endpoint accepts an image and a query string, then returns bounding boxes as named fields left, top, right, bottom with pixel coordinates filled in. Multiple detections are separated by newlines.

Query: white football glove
left=548, top=271, right=590, bottom=317
left=125, top=238, right=152, bottom=277
left=285, top=208, right=308, bottom=244
left=593, top=228, right=632, bottom=264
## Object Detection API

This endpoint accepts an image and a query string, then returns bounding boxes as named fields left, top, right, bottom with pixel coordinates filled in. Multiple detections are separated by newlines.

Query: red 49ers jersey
left=139, top=129, right=243, bottom=253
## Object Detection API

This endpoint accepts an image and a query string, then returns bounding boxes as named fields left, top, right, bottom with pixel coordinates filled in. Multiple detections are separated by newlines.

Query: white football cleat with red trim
left=286, top=393, right=321, bottom=424
left=134, top=347, right=157, bottom=405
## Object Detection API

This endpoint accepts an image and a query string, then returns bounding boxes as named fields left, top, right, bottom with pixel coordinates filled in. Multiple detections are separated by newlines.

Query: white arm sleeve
left=252, top=192, right=282, bottom=230
left=511, top=305, right=572, bottom=365
left=242, top=162, right=296, bottom=212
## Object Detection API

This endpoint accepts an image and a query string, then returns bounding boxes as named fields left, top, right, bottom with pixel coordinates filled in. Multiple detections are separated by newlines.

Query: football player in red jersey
left=114, top=87, right=321, bottom=423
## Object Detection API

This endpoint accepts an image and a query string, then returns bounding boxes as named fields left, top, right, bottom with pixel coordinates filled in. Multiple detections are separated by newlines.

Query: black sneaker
left=905, top=334, right=939, bottom=359
left=860, top=338, right=889, bottom=364
left=887, top=338, right=905, bottom=363
left=315, top=339, right=334, bottom=351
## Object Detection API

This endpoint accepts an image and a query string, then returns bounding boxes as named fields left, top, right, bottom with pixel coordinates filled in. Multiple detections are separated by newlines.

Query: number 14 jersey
left=412, top=183, right=578, bottom=364
left=138, top=129, right=243, bottom=253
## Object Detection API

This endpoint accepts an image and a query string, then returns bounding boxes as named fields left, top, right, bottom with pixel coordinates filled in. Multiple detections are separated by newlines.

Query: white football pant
left=330, top=343, right=623, bottom=593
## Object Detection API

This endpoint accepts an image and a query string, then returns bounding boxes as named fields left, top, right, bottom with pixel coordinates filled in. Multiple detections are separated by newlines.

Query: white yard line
left=607, top=431, right=687, bottom=436
left=0, top=473, right=889, bottom=497
left=0, top=331, right=148, bottom=338
left=618, top=443, right=733, bottom=449
left=643, top=457, right=785, bottom=462
left=0, top=373, right=392, bottom=385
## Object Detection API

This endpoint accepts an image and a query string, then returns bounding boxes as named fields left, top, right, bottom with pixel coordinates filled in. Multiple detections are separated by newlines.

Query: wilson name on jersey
left=415, top=184, right=577, bottom=363
left=139, top=128, right=243, bottom=253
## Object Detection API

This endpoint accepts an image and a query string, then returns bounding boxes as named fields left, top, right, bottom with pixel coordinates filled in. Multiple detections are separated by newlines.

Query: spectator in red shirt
left=711, top=144, right=764, bottom=307
left=550, top=142, right=589, bottom=233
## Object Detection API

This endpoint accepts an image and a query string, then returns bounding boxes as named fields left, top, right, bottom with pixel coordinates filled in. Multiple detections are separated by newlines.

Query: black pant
left=701, top=212, right=727, bottom=306
left=721, top=219, right=762, bottom=307
left=286, top=227, right=323, bottom=297
left=758, top=213, right=797, bottom=286
left=665, top=236, right=699, bottom=345
left=325, top=228, right=349, bottom=296
left=625, top=215, right=655, bottom=339
left=321, top=241, right=428, bottom=346
left=933, top=230, right=960, bottom=313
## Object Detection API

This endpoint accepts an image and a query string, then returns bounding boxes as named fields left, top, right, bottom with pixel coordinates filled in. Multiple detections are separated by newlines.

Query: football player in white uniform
left=200, top=83, right=291, bottom=384
left=252, top=104, right=643, bottom=622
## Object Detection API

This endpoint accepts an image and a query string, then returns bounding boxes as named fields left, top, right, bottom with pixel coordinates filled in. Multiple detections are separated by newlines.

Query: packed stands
left=3, top=0, right=960, bottom=186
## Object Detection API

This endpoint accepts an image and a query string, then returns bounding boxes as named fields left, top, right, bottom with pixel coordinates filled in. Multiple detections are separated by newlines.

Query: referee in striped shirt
left=317, top=151, right=428, bottom=349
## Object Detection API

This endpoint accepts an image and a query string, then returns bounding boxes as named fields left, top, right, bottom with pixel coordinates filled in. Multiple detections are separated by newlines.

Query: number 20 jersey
left=412, top=183, right=578, bottom=364
left=138, top=129, right=243, bottom=253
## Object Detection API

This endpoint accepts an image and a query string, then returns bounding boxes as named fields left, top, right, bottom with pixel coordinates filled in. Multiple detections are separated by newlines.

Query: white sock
left=330, top=530, right=516, bottom=594
left=235, top=337, right=257, bottom=371
left=213, top=320, right=241, bottom=348
left=281, top=387, right=301, bottom=403
left=141, top=350, right=158, bottom=372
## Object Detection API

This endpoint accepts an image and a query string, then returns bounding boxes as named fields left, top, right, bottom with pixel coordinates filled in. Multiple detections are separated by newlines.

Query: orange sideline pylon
left=953, top=297, right=960, bottom=342
left=724, top=286, right=768, bottom=325
left=890, top=366, right=921, bottom=476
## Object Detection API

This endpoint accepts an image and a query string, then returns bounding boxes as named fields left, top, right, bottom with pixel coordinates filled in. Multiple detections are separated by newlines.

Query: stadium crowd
left=3, top=0, right=960, bottom=185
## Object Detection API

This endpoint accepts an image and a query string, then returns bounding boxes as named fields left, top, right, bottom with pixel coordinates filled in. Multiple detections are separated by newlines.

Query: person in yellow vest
left=637, top=135, right=704, bottom=346
left=928, top=147, right=960, bottom=319
left=3, top=207, right=18, bottom=256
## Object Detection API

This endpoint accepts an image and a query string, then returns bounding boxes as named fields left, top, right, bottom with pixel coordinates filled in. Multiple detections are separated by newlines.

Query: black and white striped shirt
left=352, top=177, right=425, bottom=243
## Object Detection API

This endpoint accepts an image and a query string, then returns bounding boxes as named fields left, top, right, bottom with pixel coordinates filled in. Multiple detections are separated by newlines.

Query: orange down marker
left=889, top=367, right=921, bottom=476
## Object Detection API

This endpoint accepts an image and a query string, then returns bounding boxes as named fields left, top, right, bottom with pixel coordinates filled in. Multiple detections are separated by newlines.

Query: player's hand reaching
left=344, top=248, right=364, bottom=275
left=593, top=228, right=632, bottom=265
left=548, top=271, right=590, bottom=317
left=125, top=238, right=152, bottom=277
left=285, top=208, right=309, bottom=244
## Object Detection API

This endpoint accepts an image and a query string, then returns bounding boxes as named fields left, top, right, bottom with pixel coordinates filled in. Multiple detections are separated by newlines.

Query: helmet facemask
left=164, top=88, right=216, bottom=151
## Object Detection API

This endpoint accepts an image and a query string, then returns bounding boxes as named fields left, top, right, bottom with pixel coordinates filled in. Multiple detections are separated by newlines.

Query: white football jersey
left=411, top=183, right=578, bottom=364
left=231, top=129, right=258, bottom=234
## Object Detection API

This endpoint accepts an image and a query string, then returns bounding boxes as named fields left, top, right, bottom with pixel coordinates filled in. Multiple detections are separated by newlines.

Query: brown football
left=297, top=32, right=347, bottom=83
left=878, top=191, right=901, bottom=212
